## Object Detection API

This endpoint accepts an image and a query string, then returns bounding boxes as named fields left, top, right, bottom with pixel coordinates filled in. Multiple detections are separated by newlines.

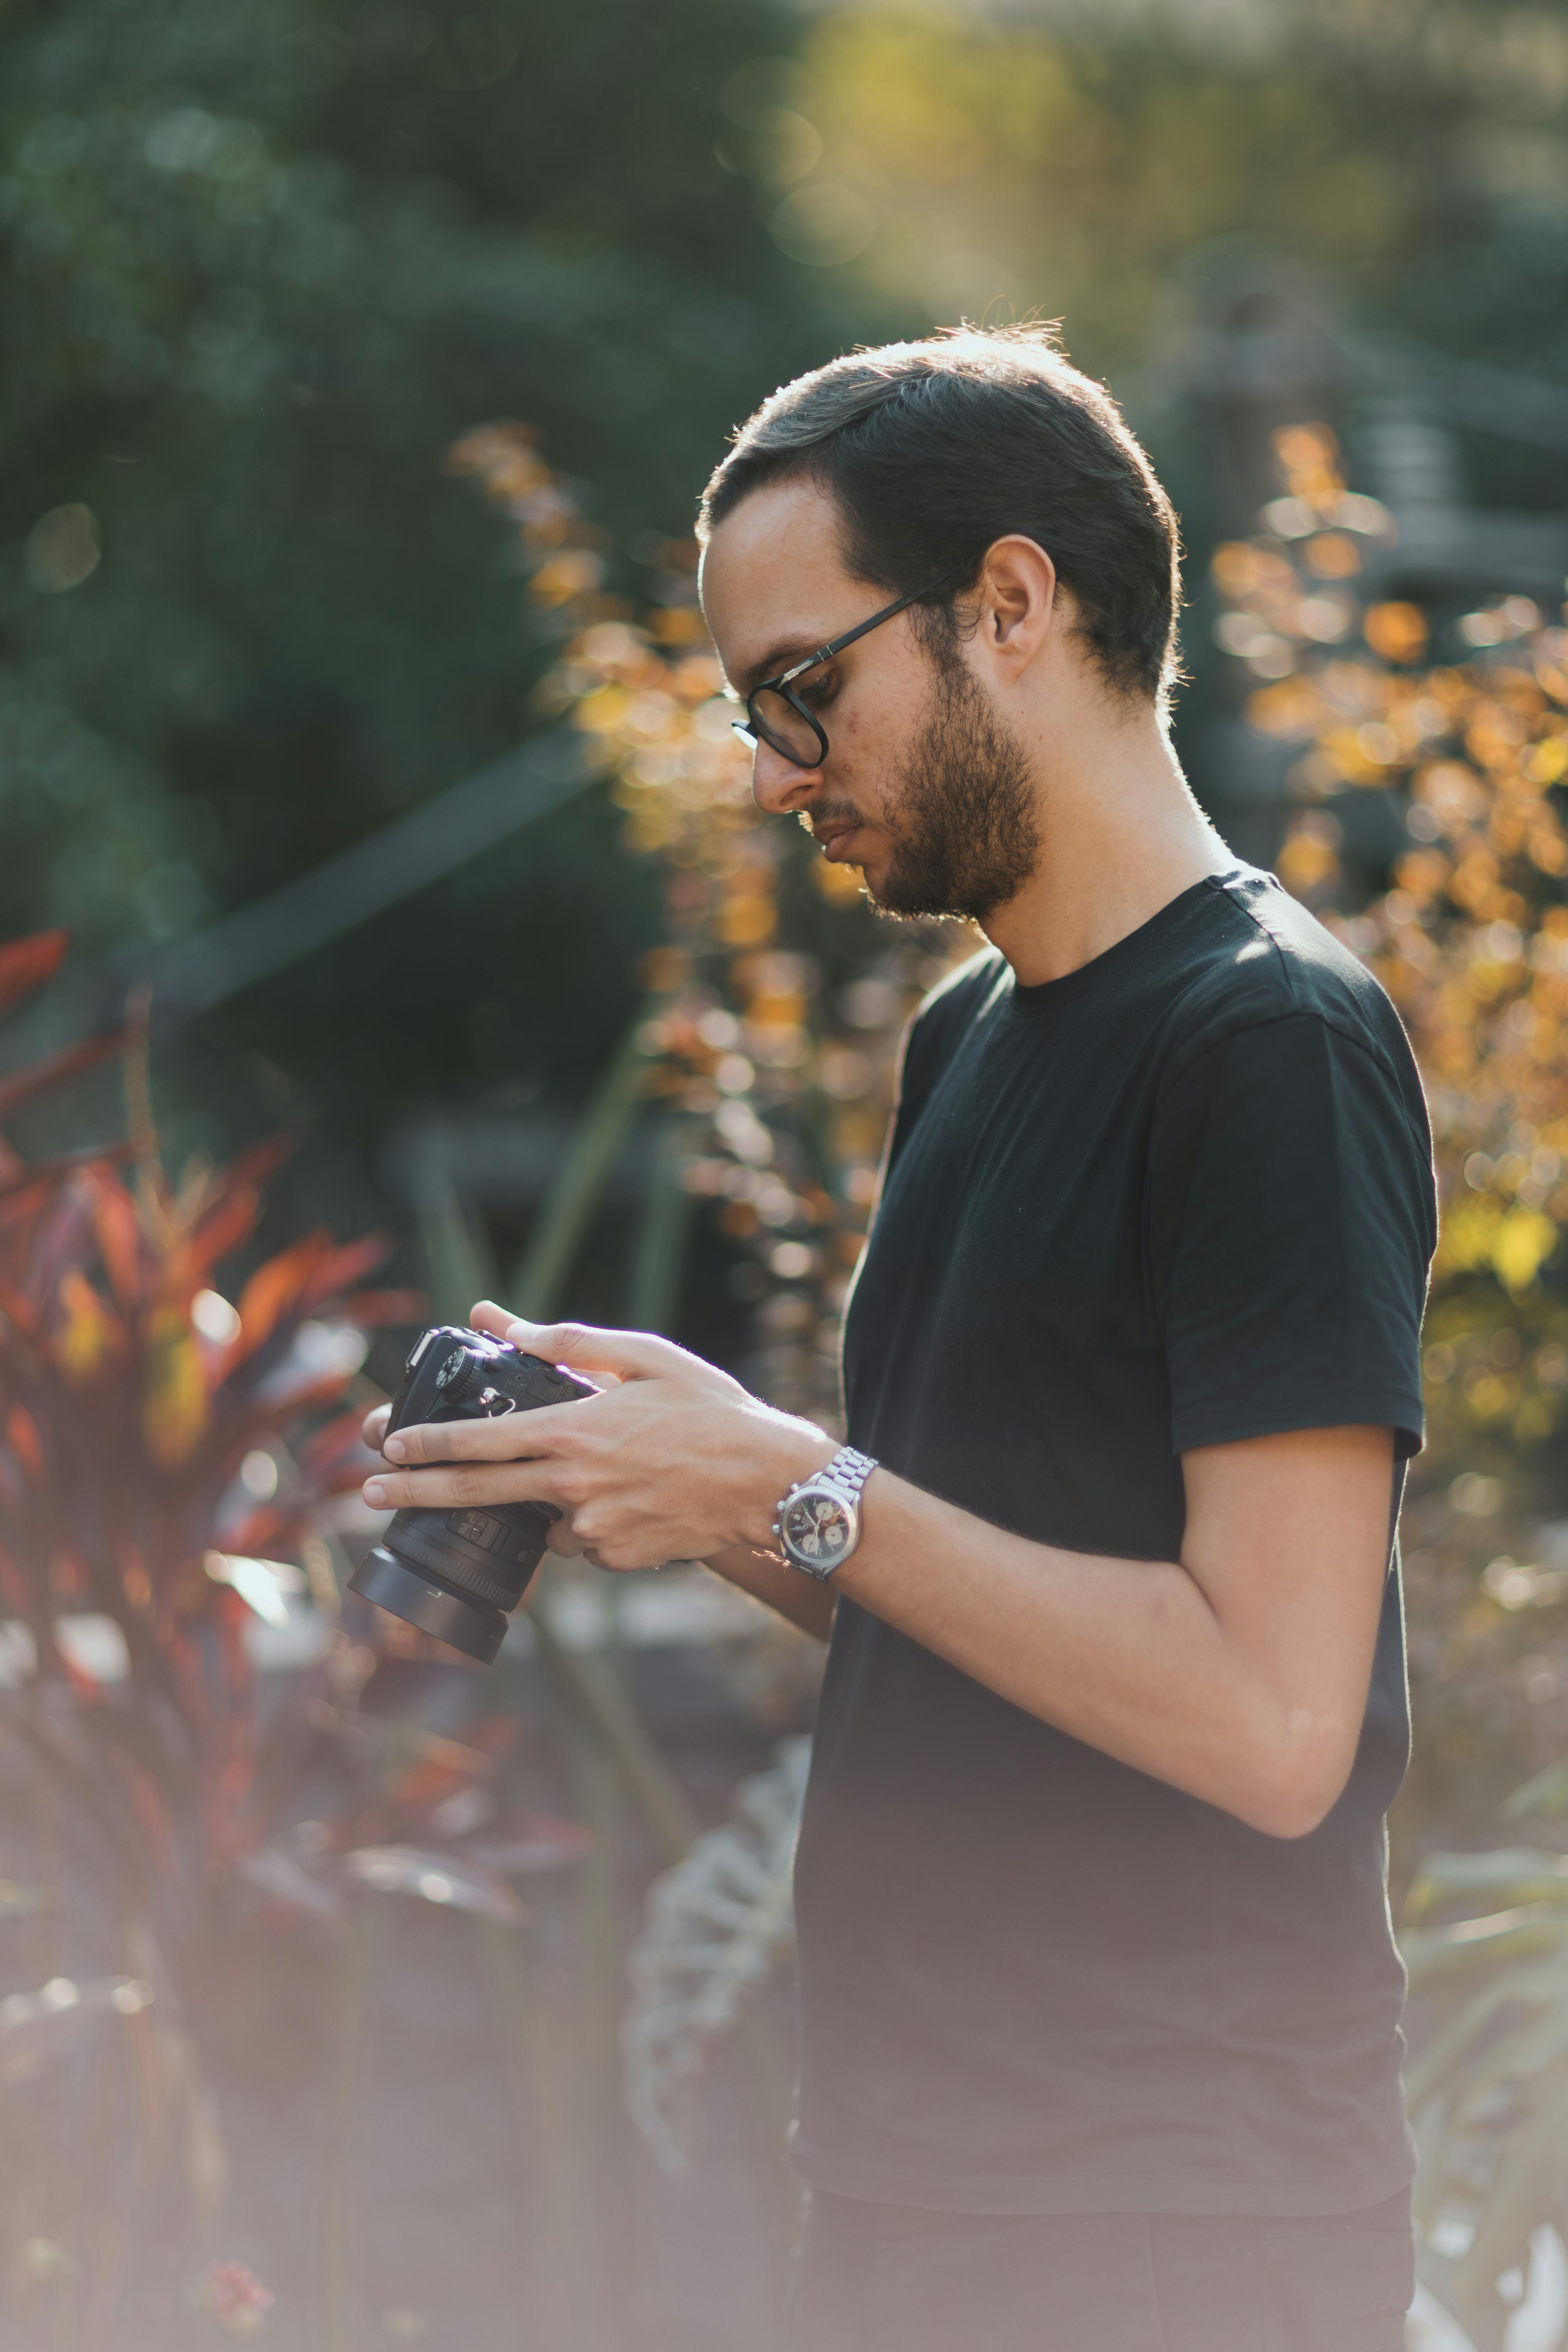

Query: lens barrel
left=346, top=1327, right=596, bottom=1664
left=350, top=1498, right=553, bottom=1664
left=351, top=1545, right=509, bottom=1664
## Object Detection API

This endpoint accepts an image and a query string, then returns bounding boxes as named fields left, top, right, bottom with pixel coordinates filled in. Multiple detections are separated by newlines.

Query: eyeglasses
left=730, top=567, right=968, bottom=770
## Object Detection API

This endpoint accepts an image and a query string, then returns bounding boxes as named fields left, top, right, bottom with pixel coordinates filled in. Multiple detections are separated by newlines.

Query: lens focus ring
left=389, top=1515, right=535, bottom=1610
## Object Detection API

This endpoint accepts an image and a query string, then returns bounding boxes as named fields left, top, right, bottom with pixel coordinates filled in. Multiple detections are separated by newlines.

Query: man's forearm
left=825, top=1482, right=1275, bottom=1823
left=702, top=1542, right=836, bottom=1642
left=775, top=1431, right=1390, bottom=1840
left=702, top=1498, right=1332, bottom=1822
left=701, top=1450, right=1357, bottom=1819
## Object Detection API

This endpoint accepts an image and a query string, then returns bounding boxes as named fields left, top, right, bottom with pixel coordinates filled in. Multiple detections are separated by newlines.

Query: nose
left=749, top=739, right=821, bottom=820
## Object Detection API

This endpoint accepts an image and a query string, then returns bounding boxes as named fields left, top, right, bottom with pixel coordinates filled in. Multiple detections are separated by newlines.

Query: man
left=362, top=327, right=1435, bottom=2350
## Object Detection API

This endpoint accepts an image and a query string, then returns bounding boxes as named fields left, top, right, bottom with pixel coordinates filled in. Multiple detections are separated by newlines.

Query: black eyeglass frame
left=731, top=565, right=970, bottom=770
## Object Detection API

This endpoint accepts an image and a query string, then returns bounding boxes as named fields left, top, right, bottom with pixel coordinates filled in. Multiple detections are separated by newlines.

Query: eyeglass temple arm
left=776, top=566, right=970, bottom=689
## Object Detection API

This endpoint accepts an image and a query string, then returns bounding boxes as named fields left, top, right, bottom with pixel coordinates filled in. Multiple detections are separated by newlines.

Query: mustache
left=803, top=800, right=866, bottom=838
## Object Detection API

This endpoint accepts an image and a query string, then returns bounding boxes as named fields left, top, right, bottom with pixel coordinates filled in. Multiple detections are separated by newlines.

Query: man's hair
left=698, top=325, right=1182, bottom=708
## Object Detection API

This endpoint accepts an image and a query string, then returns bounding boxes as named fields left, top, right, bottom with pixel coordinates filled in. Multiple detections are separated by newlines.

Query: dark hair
left=698, top=325, right=1182, bottom=707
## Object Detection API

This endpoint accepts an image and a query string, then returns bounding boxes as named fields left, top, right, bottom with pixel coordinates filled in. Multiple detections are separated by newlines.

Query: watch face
left=782, top=1486, right=852, bottom=1569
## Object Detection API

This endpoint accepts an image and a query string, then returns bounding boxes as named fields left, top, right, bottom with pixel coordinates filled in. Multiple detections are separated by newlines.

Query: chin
left=861, top=852, right=916, bottom=911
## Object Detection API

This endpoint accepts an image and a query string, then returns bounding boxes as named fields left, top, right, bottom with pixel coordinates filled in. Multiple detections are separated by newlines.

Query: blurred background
left=4, top=0, right=1568, bottom=2345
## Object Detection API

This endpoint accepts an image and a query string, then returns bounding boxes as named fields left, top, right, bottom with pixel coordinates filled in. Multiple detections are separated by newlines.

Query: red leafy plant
left=0, top=937, right=427, bottom=2331
left=0, top=938, right=602, bottom=2344
left=0, top=1041, right=415, bottom=1908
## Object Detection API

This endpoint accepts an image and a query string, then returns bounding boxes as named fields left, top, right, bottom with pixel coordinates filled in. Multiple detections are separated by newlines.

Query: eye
left=796, top=668, right=836, bottom=709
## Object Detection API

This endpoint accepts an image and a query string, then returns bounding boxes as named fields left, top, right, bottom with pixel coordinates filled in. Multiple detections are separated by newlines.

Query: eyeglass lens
left=750, top=686, right=824, bottom=766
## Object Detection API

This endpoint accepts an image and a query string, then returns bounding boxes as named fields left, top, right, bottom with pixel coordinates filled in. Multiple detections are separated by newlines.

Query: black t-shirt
left=791, top=867, right=1436, bottom=2219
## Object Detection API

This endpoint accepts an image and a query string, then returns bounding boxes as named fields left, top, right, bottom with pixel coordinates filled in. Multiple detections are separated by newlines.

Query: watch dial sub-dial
left=786, top=1492, right=850, bottom=1561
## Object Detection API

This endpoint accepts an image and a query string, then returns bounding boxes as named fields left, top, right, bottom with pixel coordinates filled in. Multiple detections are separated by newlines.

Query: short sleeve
left=1148, top=1013, right=1435, bottom=1460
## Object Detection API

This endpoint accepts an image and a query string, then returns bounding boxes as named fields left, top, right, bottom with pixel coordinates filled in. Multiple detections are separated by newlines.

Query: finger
left=362, top=1462, right=563, bottom=1513
left=469, top=1300, right=515, bottom=1339
left=497, top=1316, right=688, bottom=1384
left=381, top=1407, right=595, bottom=1466
left=585, top=1542, right=673, bottom=1575
left=468, top=1299, right=614, bottom=1387
left=362, top=1403, right=391, bottom=1450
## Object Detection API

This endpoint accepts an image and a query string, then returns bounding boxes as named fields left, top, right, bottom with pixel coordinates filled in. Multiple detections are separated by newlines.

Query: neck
left=979, top=702, right=1232, bottom=987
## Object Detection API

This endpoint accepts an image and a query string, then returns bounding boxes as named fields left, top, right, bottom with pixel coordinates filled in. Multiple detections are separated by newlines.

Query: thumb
left=471, top=1304, right=682, bottom=1384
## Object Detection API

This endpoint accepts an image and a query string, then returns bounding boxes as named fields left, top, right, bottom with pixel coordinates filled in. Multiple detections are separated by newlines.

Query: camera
left=348, top=1325, right=597, bottom=1663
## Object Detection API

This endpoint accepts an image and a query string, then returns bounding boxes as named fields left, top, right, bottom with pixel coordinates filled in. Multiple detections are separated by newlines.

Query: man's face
left=700, top=477, right=1038, bottom=923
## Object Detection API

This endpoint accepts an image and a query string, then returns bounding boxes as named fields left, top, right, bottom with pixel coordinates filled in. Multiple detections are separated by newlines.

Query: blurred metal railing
left=0, top=727, right=590, bottom=1061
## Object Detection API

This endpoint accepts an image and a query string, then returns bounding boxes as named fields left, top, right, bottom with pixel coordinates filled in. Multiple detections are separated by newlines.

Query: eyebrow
left=735, top=634, right=830, bottom=698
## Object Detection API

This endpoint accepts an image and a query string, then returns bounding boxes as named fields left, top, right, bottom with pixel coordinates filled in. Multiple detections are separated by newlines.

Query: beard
left=856, top=643, right=1039, bottom=923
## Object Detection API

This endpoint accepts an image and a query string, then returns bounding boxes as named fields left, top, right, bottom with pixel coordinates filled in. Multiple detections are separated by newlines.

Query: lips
left=816, top=825, right=861, bottom=861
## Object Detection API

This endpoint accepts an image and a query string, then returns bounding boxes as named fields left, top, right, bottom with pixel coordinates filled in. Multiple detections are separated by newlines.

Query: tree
left=780, top=0, right=1568, bottom=432
left=0, top=0, right=843, bottom=1178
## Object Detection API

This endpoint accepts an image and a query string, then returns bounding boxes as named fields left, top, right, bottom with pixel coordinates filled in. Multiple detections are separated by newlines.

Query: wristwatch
left=774, top=1446, right=879, bottom=1579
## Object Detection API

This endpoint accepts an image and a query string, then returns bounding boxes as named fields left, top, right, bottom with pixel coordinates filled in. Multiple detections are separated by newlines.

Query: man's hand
left=360, top=1302, right=834, bottom=1572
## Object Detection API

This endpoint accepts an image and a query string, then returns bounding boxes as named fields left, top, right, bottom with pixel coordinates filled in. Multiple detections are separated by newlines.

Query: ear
left=972, top=535, right=1058, bottom=671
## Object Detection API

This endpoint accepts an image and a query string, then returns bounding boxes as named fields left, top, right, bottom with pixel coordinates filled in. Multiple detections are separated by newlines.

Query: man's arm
left=821, top=1422, right=1392, bottom=1838
left=730, top=1425, right=1394, bottom=1830
left=700, top=1430, right=1389, bottom=1824
left=362, top=1309, right=1393, bottom=1840
left=701, top=1543, right=838, bottom=1641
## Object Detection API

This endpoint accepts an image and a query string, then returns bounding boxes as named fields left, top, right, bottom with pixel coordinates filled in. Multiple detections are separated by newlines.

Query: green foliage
left=11, top=0, right=1568, bottom=1194
left=791, top=0, right=1568, bottom=406
left=798, top=7, right=1402, bottom=363
left=0, top=0, right=832, bottom=1175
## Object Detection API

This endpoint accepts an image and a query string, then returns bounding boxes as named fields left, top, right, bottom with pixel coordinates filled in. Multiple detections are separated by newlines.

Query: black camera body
left=348, top=1325, right=596, bottom=1663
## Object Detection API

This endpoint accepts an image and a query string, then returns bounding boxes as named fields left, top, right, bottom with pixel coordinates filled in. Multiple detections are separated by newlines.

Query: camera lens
left=347, top=1326, right=595, bottom=1663
left=350, top=1504, right=551, bottom=1665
